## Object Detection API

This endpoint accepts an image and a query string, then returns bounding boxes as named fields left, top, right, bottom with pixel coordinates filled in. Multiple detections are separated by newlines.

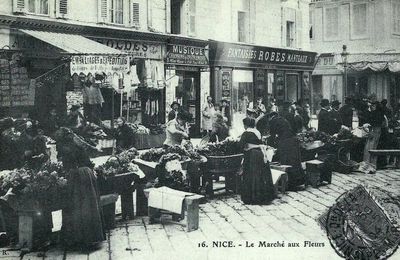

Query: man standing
left=220, top=99, right=231, bottom=127
left=318, top=99, right=332, bottom=134
left=254, top=97, right=267, bottom=117
left=280, top=100, right=296, bottom=132
left=330, top=100, right=343, bottom=134
left=202, top=96, right=215, bottom=136
left=339, top=97, right=353, bottom=128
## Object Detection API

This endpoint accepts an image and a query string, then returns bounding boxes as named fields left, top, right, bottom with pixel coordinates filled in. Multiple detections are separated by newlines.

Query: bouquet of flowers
left=139, top=148, right=165, bottom=162
left=154, top=154, right=188, bottom=191
left=94, top=153, right=142, bottom=178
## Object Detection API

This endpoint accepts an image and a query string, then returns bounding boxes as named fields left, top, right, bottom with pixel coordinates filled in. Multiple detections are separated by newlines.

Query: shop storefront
left=1, top=29, right=126, bottom=125
left=90, top=36, right=166, bottom=126
left=208, top=40, right=316, bottom=129
left=165, top=39, right=209, bottom=137
left=313, top=52, right=400, bottom=113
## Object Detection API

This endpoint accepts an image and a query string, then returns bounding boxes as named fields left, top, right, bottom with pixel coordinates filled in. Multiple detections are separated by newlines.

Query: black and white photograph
left=0, top=0, right=400, bottom=259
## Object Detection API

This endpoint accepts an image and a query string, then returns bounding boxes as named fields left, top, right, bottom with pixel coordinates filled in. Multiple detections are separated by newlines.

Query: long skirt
left=241, top=149, right=275, bottom=205
left=363, top=127, right=381, bottom=165
left=277, top=137, right=305, bottom=188
left=62, top=167, right=104, bottom=247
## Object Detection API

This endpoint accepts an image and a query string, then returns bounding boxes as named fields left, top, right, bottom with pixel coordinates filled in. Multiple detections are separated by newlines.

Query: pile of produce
left=154, top=153, right=188, bottom=191
left=297, top=130, right=335, bottom=145
left=139, top=144, right=202, bottom=162
left=336, top=128, right=354, bottom=140
left=197, top=138, right=242, bottom=157
left=94, top=148, right=142, bottom=178
left=0, top=161, right=67, bottom=206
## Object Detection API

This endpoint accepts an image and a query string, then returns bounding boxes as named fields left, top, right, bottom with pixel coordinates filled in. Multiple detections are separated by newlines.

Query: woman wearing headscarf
left=239, top=117, right=275, bottom=205
left=55, top=127, right=104, bottom=250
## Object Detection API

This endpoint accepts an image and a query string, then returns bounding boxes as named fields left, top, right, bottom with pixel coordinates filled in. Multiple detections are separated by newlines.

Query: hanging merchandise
left=130, top=65, right=140, bottom=85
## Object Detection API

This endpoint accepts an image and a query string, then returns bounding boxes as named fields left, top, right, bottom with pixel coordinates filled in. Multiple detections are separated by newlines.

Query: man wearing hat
left=318, top=99, right=332, bottom=134
left=339, top=97, right=353, bottom=128
left=330, top=100, right=343, bottom=134
left=279, top=100, right=296, bottom=132
left=168, top=101, right=181, bottom=122
left=220, top=99, right=231, bottom=126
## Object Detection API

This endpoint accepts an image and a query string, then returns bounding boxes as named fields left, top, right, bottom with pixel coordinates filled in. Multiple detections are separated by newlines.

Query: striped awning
left=19, top=29, right=124, bottom=55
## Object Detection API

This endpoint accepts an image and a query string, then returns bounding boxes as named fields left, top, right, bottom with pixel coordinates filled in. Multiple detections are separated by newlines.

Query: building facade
left=0, top=0, right=315, bottom=136
left=310, top=0, right=400, bottom=113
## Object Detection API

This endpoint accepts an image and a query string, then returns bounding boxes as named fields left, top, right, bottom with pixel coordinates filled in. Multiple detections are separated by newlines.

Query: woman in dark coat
left=239, top=117, right=275, bottom=205
left=115, top=117, right=135, bottom=152
left=268, top=112, right=305, bottom=189
left=55, top=127, right=104, bottom=249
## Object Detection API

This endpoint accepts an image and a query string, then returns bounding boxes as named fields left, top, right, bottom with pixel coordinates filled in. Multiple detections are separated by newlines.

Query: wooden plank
left=65, top=251, right=89, bottom=260
left=108, top=225, right=134, bottom=260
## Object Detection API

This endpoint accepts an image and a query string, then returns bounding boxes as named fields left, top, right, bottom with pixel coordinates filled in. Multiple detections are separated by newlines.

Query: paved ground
left=2, top=168, right=400, bottom=260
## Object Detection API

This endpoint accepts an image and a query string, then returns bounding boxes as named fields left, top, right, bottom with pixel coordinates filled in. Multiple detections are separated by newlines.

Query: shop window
left=323, top=6, right=339, bottom=40
left=393, top=0, right=400, bottom=35
left=351, top=3, right=367, bottom=39
left=238, top=11, right=248, bottom=43
left=188, top=0, right=196, bottom=36
left=110, top=0, right=124, bottom=24
left=286, top=21, right=295, bottom=47
left=28, top=0, right=49, bottom=15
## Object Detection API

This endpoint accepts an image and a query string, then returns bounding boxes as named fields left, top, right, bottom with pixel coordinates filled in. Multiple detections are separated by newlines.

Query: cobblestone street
left=2, top=169, right=399, bottom=260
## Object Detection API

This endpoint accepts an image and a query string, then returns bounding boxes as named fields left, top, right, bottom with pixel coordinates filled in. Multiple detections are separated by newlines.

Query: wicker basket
left=206, top=154, right=244, bottom=174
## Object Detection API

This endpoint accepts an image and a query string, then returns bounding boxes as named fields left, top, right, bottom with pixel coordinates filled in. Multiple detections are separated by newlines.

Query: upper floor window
left=351, top=3, right=367, bottom=39
left=324, top=6, right=339, bottom=40
left=286, top=21, right=295, bottom=47
left=110, top=0, right=124, bottom=24
left=393, top=0, right=400, bottom=35
left=28, top=0, right=49, bottom=15
left=238, top=11, right=248, bottom=42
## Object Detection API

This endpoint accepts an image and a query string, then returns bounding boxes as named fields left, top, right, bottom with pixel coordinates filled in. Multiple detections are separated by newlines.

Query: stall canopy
left=336, top=53, right=400, bottom=73
left=19, top=29, right=123, bottom=55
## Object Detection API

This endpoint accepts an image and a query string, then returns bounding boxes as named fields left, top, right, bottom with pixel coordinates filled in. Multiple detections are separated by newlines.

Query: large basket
left=206, top=154, right=244, bottom=174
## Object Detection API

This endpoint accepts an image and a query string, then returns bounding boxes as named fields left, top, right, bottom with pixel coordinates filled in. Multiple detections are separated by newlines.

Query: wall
left=179, top=0, right=310, bottom=50
left=310, top=0, right=400, bottom=53
left=0, top=0, right=168, bottom=33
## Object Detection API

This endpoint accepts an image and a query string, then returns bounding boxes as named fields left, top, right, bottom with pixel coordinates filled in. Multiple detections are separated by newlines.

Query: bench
left=143, top=189, right=203, bottom=232
left=369, top=150, right=400, bottom=168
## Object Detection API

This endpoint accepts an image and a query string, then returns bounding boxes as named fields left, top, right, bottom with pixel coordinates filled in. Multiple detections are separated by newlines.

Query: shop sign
left=209, top=41, right=317, bottom=69
left=89, top=37, right=163, bottom=60
left=9, top=33, right=60, bottom=57
left=70, top=55, right=130, bottom=75
left=166, top=44, right=208, bottom=66
left=315, top=54, right=336, bottom=68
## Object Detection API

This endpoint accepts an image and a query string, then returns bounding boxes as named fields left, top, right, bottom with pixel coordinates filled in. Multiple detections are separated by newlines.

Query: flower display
left=197, top=139, right=242, bottom=157
left=139, top=144, right=202, bottom=162
left=0, top=162, right=68, bottom=206
left=94, top=148, right=141, bottom=178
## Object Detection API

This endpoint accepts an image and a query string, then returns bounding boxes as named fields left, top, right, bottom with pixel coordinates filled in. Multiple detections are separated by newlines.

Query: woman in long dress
left=55, top=127, right=104, bottom=250
left=268, top=112, right=305, bottom=189
left=239, top=117, right=275, bottom=205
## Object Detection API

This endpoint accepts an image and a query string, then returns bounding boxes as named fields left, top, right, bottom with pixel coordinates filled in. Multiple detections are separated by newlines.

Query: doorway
left=286, top=73, right=299, bottom=102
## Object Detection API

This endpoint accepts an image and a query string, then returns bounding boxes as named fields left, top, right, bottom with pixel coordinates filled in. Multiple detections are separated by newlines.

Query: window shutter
left=13, top=0, right=26, bottom=14
left=188, top=0, right=196, bottom=36
left=56, top=0, right=68, bottom=18
left=130, top=1, right=140, bottom=27
left=296, top=10, right=303, bottom=48
left=281, top=7, right=286, bottom=46
left=97, top=0, right=109, bottom=24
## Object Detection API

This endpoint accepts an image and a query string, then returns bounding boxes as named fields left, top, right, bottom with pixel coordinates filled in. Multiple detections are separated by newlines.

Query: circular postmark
left=325, top=185, right=400, bottom=259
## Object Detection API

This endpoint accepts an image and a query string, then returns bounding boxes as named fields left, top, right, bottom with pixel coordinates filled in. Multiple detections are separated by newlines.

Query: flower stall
left=0, top=162, right=67, bottom=250
left=197, top=138, right=243, bottom=196
left=94, top=148, right=145, bottom=221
